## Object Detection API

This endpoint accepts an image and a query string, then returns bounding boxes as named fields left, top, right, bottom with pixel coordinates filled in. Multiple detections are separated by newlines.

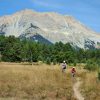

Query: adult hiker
left=61, top=60, right=67, bottom=73
left=71, top=67, right=76, bottom=77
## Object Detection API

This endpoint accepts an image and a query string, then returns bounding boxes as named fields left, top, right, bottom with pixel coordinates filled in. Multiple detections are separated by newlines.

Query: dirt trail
left=73, top=78, right=84, bottom=100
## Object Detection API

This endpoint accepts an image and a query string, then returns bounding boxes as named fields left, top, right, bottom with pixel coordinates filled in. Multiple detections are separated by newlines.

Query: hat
left=63, top=61, right=65, bottom=63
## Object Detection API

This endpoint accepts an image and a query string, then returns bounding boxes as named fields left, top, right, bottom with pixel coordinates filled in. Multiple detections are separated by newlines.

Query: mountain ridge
left=0, top=9, right=100, bottom=49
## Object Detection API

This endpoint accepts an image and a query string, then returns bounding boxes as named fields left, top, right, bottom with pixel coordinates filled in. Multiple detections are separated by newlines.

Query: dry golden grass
left=0, top=62, right=75, bottom=100
left=0, top=62, right=99, bottom=100
left=80, top=71, right=100, bottom=100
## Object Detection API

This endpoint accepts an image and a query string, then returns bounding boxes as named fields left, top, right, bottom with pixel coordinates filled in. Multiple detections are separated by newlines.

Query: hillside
left=0, top=9, right=100, bottom=49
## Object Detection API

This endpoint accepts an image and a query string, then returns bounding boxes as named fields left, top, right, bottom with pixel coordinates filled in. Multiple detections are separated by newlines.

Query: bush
left=84, top=60, right=98, bottom=71
left=46, top=57, right=51, bottom=65
left=98, top=71, right=100, bottom=80
left=52, top=59, right=57, bottom=65
left=73, top=59, right=77, bottom=66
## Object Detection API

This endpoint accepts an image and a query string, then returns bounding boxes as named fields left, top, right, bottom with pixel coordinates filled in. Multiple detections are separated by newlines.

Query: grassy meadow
left=0, top=62, right=75, bottom=100
left=0, top=62, right=100, bottom=100
left=81, top=71, right=100, bottom=100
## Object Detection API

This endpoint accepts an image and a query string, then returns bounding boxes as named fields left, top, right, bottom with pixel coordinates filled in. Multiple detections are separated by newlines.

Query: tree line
left=0, top=35, right=100, bottom=65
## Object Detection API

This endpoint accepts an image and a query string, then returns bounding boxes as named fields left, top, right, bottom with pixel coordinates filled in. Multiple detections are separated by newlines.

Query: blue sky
left=0, top=0, right=100, bottom=33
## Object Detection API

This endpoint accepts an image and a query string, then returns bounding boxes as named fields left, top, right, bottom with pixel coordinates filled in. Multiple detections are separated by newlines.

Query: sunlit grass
left=0, top=62, right=73, bottom=100
left=81, top=71, right=100, bottom=100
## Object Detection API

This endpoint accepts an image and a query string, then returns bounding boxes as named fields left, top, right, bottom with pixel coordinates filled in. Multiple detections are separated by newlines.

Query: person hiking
left=71, top=67, right=76, bottom=77
left=61, top=61, right=67, bottom=73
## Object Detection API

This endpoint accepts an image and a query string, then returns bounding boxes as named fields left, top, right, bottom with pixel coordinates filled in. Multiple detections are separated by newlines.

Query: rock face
left=0, top=9, right=100, bottom=49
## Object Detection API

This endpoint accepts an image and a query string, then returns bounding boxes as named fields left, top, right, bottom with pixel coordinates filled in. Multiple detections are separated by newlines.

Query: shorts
left=72, top=73, right=75, bottom=77
left=63, top=67, right=66, bottom=69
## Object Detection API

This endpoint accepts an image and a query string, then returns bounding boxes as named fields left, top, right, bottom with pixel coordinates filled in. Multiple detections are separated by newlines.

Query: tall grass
left=81, top=71, right=100, bottom=100
left=0, top=62, right=74, bottom=100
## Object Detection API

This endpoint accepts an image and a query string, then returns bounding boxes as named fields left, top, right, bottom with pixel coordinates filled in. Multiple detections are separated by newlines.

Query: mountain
left=0, top=9, right=100, bottom=49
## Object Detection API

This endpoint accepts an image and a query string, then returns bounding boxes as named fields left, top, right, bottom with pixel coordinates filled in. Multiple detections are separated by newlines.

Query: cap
left=63, top=61, right=65, bottom=63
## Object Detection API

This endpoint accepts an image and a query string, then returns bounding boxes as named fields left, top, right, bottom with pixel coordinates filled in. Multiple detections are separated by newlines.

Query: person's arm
left=65, top=63, right=67, bottom=67
left=74, top=69, right=76, bottom=73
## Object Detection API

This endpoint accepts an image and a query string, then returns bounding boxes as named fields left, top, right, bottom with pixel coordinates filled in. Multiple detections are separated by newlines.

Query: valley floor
left=0, top=62, right=99, bottom=100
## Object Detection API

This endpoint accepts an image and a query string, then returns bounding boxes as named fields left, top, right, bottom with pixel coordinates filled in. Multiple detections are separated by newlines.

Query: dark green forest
left=0, top=35, right=100, bottom=65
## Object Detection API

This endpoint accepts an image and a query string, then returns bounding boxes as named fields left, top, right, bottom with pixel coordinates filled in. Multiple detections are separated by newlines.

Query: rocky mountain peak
left=0, top=9, right=100, bottom=49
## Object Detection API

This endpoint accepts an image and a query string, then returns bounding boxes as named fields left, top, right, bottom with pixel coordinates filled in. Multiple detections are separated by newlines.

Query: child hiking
left=71, top=67, right=76, bottom=77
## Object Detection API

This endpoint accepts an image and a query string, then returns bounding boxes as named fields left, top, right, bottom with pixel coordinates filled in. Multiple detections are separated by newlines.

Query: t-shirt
left=71, top=68, right=76, bottom=73
left=62, top=63, right=67, bottom=69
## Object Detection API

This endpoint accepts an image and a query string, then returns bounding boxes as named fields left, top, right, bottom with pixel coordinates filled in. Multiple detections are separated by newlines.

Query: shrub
left=98, top=70, right=100, bottom=80
left=84, top=60, right=98, bottom=71
left=46, top=57, right=51, bottom=65
left=52, top=58, right=57, bottom=65
left=73, top=59, right=77, bottom=66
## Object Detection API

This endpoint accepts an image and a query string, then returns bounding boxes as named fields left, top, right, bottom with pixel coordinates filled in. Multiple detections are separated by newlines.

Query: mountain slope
left=0, top=9, right=100, bottom=49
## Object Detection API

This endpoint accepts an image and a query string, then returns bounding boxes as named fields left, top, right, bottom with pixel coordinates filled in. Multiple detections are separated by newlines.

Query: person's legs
left=62, top=68, right=66, bottom=73
left=72, top=73, right=75, bottom=77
